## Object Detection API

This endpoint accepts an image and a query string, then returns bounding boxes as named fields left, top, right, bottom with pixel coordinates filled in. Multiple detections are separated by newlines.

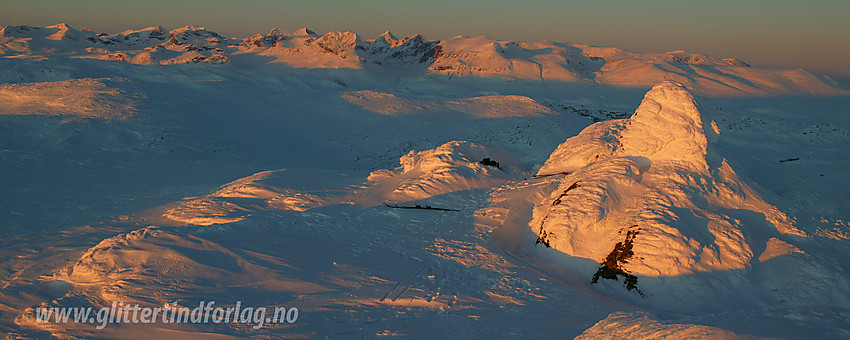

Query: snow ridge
left=0, top=23, right=845, bottom=95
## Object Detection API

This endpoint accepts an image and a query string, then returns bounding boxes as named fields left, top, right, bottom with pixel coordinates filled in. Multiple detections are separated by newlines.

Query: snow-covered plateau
left=1, top=24, right=849, bottom=338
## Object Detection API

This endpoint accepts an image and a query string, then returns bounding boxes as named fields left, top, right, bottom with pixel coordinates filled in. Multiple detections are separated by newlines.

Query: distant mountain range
left=0, top=23, right=846, bottom=96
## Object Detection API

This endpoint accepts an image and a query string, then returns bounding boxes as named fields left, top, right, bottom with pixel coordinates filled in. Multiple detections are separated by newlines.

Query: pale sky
left=2, top=0, right=849, bottom=76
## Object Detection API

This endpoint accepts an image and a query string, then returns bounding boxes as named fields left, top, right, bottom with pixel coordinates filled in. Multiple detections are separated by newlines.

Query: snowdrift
left=62, top=226, right=330, bottom=303
left=361, top=141, right=520, bottom=205
left=164, top=141, right=520, bottom=225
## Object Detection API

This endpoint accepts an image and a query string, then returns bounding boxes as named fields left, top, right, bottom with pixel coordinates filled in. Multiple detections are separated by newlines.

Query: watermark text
left=34, top=301, right=298, bottom=329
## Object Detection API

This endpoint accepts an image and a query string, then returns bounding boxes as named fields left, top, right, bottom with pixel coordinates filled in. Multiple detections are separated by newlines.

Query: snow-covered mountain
left=2, top=22, right=850, bottom=339
left=526, top=81, right=846, bottom=310
left=0, top=24, right=229, bottom=64
left=1, top=23, right=846, bottom=96
left=534, top=81, right=803, bottom=272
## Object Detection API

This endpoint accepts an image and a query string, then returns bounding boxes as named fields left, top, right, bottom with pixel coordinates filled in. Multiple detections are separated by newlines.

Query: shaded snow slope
left=1, top=23, right=846, bottom=96
left=341, top=90, right=553, bottom=117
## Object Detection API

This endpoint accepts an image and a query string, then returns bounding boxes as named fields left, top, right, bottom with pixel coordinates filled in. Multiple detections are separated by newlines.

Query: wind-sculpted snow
left=362, top=141, right=521, bottom=205
left=1, top=23, right=846, bottom=96
left=163, top=170, right=334, bottom=226
left=164, top=141, right=520, bottom=225
left=527, top=81, right=850, bottom=310
left=62, top=226, right=331, bottom=304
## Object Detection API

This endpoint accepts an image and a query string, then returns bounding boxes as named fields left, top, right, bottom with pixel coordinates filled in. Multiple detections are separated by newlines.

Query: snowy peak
left=430, top=36, right=512, bottom=74
left=169, top=25, right=207, bottom=35
left=105, top=26, right=169, bottom=47
left=378, top=30, right=398, bottom=43
left=315, top=31, right=361, bottom=57
left=267, top=28, right=285, bottom=37
left=365, top=31, right=399, bottom=52
left=618, top=81, right=708, bottom=165
left=239, top=29, right=284, bottom=49
left=115, top=25, right=167, bottom=39
left=292, top=27, right=317, bottom=37
left=0, top=24, right=101, bottom=55
left=429, top=37, right=597, bottom=81
left=44, top=23, right=79, bottom=40
left=166, top=26, right=226, bottom=46
left=531, top=82, right=805, bottom=304
left=364, top=31, right=437, bottom=64
left=236, top=30, right=366, bottom=69
left=534, top=82, right=711, bottom=175
left=393, top=34, right=435, bottom=63
left=1, top=23, right=94, bottom=43
left=265, top=28, right=281, bottom=36
left=242, top=28, right=435, bottom=67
